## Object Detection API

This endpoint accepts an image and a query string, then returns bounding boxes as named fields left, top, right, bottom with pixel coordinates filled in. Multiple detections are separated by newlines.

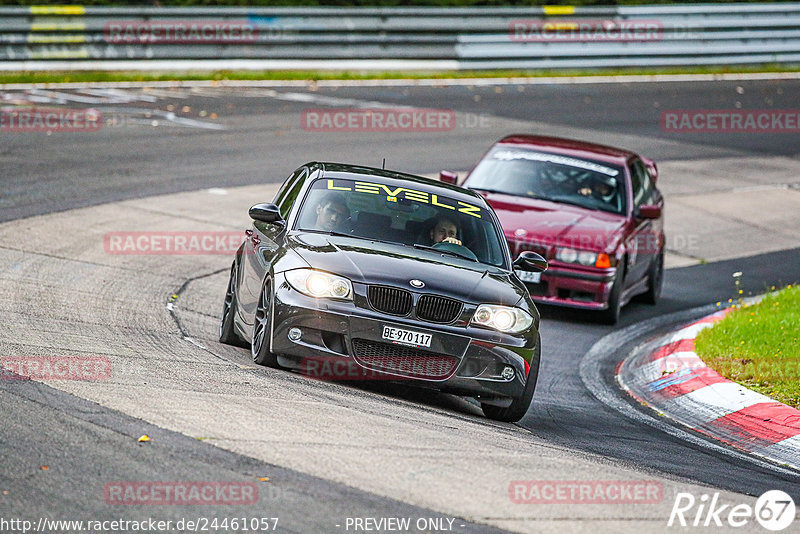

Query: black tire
left=219, top=262, right=247, bottom=347
left=641, top=250, right=664, bottom=305
left=251, top=279, right=280, bottom=367
left=599, top=264, right=625, bottom=325
left=482, top=333, right=541, bottom=423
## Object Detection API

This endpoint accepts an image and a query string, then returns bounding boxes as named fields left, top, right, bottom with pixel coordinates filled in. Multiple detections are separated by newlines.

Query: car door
left=239, top=168, right=307, bottom=322
left=626, top=158, right=659, bottom=284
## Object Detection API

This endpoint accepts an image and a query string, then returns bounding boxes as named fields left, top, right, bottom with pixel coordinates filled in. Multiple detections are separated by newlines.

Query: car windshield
left=466, top=146, right=627, bottom=215
left=295, top=177, right=508, bottom=268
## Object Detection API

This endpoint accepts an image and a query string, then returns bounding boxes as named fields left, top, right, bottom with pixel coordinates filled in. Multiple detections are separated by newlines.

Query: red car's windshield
left=465, top=146, right=627, bottom=215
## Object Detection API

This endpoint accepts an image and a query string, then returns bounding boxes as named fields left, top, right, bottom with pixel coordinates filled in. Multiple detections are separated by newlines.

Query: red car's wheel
left=641, top=251, right=664, bottom=305
left=600, top=265, right=625, bottom=324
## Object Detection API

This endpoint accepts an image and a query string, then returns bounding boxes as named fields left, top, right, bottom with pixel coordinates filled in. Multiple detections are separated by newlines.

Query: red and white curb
left=617, top=308, right=800, bottom=470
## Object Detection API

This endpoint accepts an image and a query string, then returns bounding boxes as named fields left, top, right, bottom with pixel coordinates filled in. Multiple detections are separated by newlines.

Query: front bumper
left=525, top=265, right=617, bottom=310
left=269, top=273, right=539, bottom=401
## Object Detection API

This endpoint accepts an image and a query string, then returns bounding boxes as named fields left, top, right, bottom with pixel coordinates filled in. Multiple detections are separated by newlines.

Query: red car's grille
left=368, top=286, right=413, bottom=316
left=352, top=339, right=458, bottom=379
left=416, top=295, right=462, bottom=323
left=527, top=281, right=549, bottom=297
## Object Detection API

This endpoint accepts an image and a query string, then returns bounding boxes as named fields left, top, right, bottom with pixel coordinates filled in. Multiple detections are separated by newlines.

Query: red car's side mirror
left=638, top=205, right=662, bottom=219
left=439, top=170, right=458, bottom=184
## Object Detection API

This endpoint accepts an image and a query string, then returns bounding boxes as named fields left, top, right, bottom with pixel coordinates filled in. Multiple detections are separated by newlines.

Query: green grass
left=2, top=64, right=800, bottom=85
left=695, top=285, right=800, bottom=408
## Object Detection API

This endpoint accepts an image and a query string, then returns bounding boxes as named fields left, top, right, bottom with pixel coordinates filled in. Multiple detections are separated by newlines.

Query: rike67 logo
left=668, top=490, right=796, bottom=531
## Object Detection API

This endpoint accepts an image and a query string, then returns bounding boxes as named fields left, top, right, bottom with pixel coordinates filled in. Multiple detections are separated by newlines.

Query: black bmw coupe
left=219, top=162, right=547, bottom=422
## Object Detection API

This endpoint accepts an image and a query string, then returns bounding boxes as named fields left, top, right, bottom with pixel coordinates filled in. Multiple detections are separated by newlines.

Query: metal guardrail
left=1, top=4, right=800, bottom=69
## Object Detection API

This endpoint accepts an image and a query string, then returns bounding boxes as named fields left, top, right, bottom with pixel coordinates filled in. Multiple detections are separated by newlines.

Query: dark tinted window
left=273, top=169, right=301, bottom=205
left=630, top=159, right=653, bottom=207
left=276, top=168, right=308, bottom=219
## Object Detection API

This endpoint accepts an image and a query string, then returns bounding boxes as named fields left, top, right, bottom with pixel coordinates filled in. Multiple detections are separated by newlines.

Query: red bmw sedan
left=443, top=135, right=664, bottom=323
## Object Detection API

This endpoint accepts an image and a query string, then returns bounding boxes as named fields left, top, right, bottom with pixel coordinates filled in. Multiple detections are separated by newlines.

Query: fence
left=1, top=4, right=799, bottom=69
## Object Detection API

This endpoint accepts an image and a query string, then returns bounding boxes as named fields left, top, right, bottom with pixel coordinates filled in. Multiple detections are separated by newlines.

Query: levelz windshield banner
left=325, top=179, right=484, bottom=218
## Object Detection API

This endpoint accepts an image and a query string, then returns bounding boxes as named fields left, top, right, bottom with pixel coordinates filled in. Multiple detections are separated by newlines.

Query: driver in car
left=430, top=216, right=462, bottom=246
left=578, top=176, right=616, bottom=203
left=314, top=193, right=350, bottom=232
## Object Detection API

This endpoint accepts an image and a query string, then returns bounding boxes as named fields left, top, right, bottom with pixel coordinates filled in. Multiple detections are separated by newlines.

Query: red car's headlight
left=556, top=248, right=614, bottom=269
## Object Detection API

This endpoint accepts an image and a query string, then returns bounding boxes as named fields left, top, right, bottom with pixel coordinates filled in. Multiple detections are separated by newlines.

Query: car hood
left=482, top=192, right=627, bottom=253
left=286, top=232, right=528, bottom=306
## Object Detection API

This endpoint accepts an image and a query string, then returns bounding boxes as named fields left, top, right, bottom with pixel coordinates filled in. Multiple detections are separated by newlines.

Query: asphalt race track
left=2, top=78, right=800, bottom=533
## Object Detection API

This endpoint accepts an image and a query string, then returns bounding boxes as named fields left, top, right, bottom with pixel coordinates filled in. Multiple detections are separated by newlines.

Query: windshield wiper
left=300, top=229, right=354, bottom=238
left=325, top=230, right=405, bottom=246
left=413, top=243, right=478, bottom=262
left=538, top=195, right=604, bottom=211
left=469, top=187, right=511, bottom=196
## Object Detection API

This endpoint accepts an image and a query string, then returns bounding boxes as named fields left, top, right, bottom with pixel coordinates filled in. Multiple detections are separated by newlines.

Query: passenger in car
left=314, top=193, right=350, bottom=232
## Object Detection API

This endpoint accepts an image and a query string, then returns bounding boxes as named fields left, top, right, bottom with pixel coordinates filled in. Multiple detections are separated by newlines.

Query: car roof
left=495, top=134, right=636, bottom=165
left=308, top=162, right=488, bottom=205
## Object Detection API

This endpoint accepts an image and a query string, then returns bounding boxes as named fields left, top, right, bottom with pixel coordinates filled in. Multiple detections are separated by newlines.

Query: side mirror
left=249, top=203, right=283, bottom=224
left=642, top=158, right=658, bottom=184
left=439, top=170, right=458, bottom=184
left=638, top=204, right=661, bottom=219
left=514, top=251, right=548, bottom=272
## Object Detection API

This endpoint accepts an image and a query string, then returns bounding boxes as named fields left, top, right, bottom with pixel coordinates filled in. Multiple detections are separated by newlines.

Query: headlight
left=471, top=304, right=533, bottom=334
left=577, top=250, right=597, bottom=266
left=285, top=269, right=353, bottom=300
left=556, top=247, right=578, bottom=263
left=556, top=247, right=598, bottom=267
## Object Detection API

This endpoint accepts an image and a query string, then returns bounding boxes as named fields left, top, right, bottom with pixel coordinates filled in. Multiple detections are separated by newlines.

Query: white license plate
left=382, top=326, right=432, bottom=348
left=515, top=270, right=541, bottom=284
